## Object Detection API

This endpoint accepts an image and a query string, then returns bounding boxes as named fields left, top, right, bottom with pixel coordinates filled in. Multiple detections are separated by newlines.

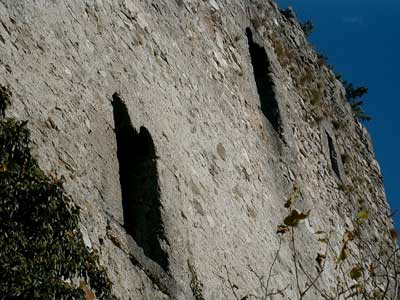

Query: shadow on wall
left=326, top=130, right=341, bottom=179
left=111, top=93, right=169, bottom=271
left=246, top=27, right=282, bottom=136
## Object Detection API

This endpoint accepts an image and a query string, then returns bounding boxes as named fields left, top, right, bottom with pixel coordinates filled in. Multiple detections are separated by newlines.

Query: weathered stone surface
left=0, top=0, right=396, bottom=299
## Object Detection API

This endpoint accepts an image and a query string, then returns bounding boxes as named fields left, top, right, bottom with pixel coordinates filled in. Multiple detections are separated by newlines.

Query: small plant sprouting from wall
left=309, top=45, right=371, bottom=122
left=301, top=20, right=314, bottom=37
left=188, top=260, right=205, bottom=300
left=289, top=16, right=372, bottom=123
left=269, top=32, right=296, bottom=68
left=0, top=85, right=115, bottom=300
left=309, top=88, right=322, bottom=106
left=317, top=53, right=328, bottom=68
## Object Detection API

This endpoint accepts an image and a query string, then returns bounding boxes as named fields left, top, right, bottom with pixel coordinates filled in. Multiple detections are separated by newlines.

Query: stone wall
left=0, top=0, right=395, bottom=299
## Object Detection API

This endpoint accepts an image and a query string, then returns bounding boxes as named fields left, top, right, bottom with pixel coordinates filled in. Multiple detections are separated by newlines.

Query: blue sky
left=275, top=0, right=400, bottom=230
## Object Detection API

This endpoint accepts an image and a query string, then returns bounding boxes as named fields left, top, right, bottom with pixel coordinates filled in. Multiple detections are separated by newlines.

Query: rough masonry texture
left=0, top=0, right=396, bottom=299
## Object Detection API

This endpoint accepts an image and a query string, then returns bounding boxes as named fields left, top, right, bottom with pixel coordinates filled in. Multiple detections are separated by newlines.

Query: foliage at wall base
left=0, top=86, right=115, bottom=300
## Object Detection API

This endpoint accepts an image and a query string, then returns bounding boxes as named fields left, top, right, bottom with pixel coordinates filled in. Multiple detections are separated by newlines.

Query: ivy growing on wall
left=0, top=86, right=116, bottom=300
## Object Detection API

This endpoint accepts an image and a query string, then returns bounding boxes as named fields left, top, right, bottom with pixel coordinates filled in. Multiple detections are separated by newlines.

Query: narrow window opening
left=112, top=93, right=168, bottom=271
left=326, top=131, right=341, bottom=179
left=246, top=27, right=282, bottom=136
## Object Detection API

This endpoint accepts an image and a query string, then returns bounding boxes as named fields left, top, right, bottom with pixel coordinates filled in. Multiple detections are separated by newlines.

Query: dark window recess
left=112, top=93, right=169, bottom=271
left=246, top=27, right=282, bottom=135
left=326, top=131, right=341, bottom=179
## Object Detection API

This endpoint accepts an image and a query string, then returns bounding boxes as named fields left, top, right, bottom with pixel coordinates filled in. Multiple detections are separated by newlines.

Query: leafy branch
left=225, top=185, right=398, bottom=300
left=343, top=81, right=371, bottom=121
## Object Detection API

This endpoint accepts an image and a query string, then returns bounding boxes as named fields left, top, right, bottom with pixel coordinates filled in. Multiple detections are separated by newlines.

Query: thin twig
left=224, top=265, right=241, bottom=300
left=298, top=262, right=329, bottom=299
left=264, top=236, right=283, bottom=299
left=291, top=227, right=301, bottom=300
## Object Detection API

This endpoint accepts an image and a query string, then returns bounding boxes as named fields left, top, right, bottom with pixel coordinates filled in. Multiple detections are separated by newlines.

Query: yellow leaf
left=283, top=209, right=310, bottom=227
left=343, top=230, right=354, bottom=243
left=357, top=210, right=369, bottom=220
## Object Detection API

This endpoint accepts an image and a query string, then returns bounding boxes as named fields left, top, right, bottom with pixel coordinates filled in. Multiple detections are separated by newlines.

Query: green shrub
left=310, top=88, right=322, bottom=106
left=317, top=53, right=327, bottom=67
left=0, top=85, right=115, bottom=300
left=0, top=85, right=11, bottom=118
